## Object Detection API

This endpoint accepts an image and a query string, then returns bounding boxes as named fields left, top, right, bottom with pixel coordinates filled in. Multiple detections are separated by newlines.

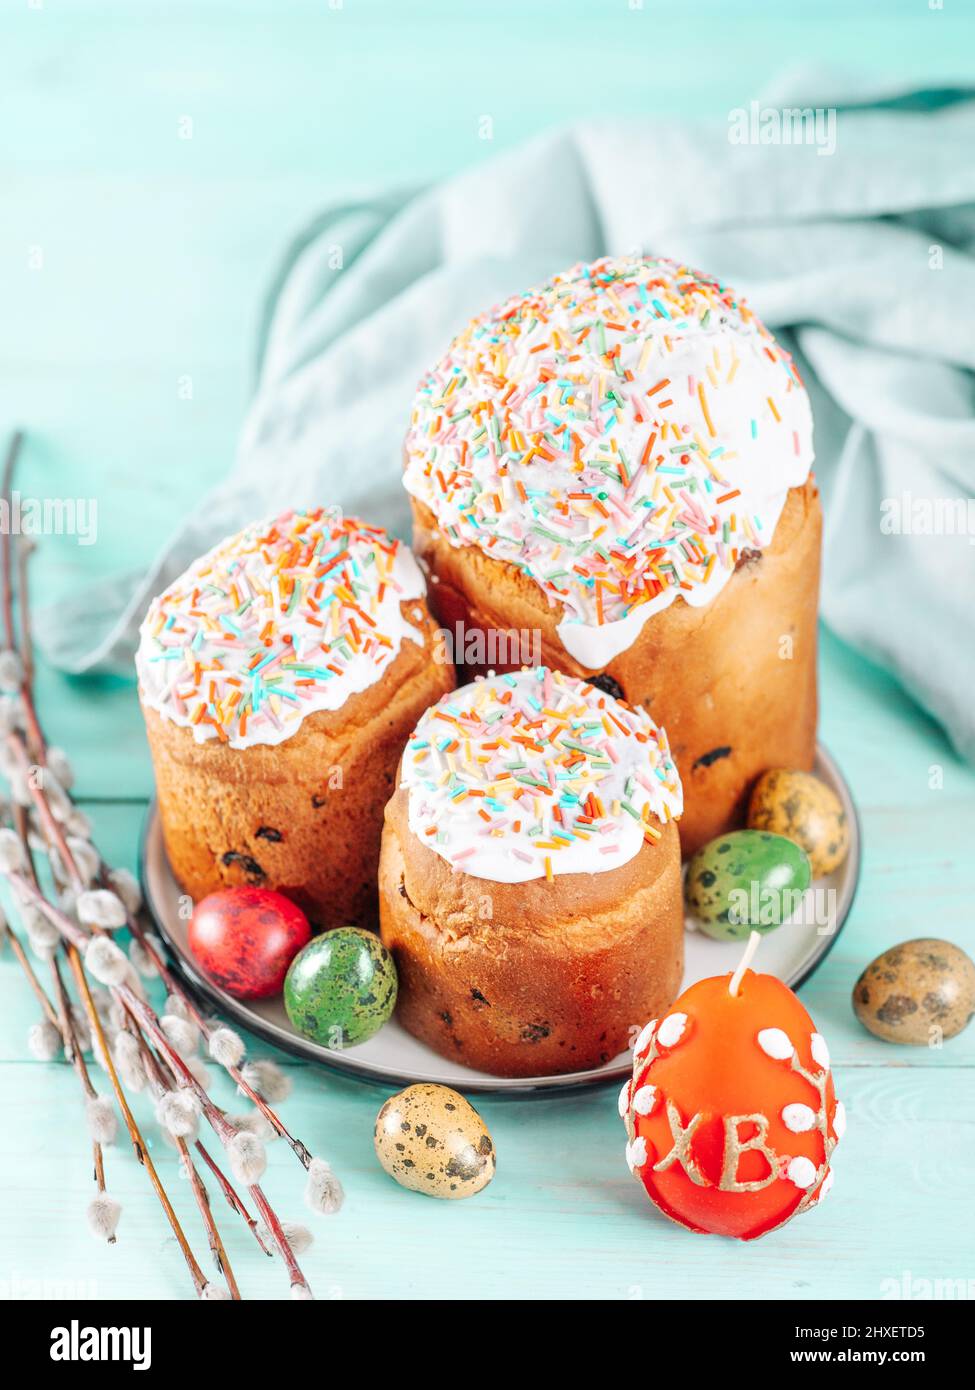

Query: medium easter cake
left=137, top=508, right=454, bottom=928
left=379, top=666, right=684, bottom=1076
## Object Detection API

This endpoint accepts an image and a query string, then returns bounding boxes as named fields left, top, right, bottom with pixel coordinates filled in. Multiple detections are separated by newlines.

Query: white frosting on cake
left=400, top=666, right=682, bottom=884
left=404, top=254, right=814, bottom=667
left=137, top=509, right=426, bottom=750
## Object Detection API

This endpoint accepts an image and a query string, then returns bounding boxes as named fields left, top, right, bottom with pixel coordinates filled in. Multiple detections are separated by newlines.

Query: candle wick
left=729, top=930, right=762, bottom=997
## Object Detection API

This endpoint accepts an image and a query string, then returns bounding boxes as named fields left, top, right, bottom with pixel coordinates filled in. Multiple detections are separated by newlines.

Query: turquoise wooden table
left=2, top=0, right=973, bottom=1301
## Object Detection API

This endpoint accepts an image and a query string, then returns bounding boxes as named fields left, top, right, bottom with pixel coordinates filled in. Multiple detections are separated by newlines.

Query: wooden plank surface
left=1, top=0, right=973, bottom=1302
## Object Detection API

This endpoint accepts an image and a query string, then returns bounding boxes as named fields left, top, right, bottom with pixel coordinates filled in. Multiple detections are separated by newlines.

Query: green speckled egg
left=284, top=927, right=397, bottom=1048
left=748, top=768, right=849, bottom=878
left=374, top=1084, right=495, bottom=1199
left=853, top=938, right=975, bottom=1045
left=685, top=830, right=812, bottom=940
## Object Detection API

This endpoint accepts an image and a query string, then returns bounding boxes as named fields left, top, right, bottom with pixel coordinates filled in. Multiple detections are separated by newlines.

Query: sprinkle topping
left=137, top=509, right=426, bottom=749
left=405, top=254, right=813, bottom=668
left=401, top=666, right=682, bottom=884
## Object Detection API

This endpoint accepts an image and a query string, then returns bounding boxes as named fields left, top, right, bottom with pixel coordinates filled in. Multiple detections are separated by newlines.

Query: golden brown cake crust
left=379, top=781, right=684, bottom=1076
left=142, top=601, right=455, bottom=929
left=411, top=478, right=821, bottom=857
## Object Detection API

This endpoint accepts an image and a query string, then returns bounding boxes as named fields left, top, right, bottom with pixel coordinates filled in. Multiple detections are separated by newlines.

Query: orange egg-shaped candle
left=620, top=969, right=844, bottom=1240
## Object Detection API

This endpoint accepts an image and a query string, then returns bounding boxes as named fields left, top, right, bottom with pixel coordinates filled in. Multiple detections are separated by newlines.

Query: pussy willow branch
left=13, top=801, right=82, bottom=1069
left=2, top=437, right=315, bottom=1298
left=67, top=944, right=210, bottom=1296
left=1, top=871, right=112, bottom=1221
left=10, top=546, right=310, bottom=1167
left=0, top=431, right=22, bottom=662
left=194, top=1140, right=273, bottom=1257
left=6, top=856, right=221, bottom=1294
left=52, top=956, right=113, bottom=1210
left=16, top=538, right=36, bottom=688
left=2, top=432, right=45, bottom=761
left=10, top=504, right=310, bottom=1166
left=120, top=900, right=312, bottom=1166
left=0, top=908, right=60, bottom=1025
left=12, top=760, right=113, bottom=1221
left=15, top=716, right=313, bottom=1166
left=129, top=992, right=271, bottom=1263
left=10, top=873, right=312, bottom=1296
left=1, top=435, right=216, bottom=1298
left=119, top=987, right=313, bottom=1297
left=134, top=1029, right=242, bottom=1300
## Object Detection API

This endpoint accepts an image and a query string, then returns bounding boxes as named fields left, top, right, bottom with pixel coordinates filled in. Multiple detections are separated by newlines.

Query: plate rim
left=138, top=741, right=860, bottom=1099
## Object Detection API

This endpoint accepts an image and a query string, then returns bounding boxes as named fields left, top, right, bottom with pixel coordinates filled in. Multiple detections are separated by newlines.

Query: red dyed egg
left=620, top=971, right=844, bottom=1241
left=188, top=887, right=311, bottom=999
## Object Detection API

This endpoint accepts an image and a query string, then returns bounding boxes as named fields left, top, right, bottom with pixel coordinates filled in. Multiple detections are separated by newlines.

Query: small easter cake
left=137, top=509, right=454, bottom=928
left=404, top=254, right=821, bottom=856
left=378, top=666, right=684, bottom=1076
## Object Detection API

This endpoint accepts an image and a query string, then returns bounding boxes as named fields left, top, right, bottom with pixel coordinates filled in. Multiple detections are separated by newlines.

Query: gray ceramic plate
left=140, top=743, right=859, bottom=1097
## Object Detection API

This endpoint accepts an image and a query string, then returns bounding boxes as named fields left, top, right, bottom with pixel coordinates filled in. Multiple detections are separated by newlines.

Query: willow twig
left=122, top=903, right=311, bottom=1165
left=0, top=909, right=60, bottom=1026
left=0, top=434, right=324, bottom=1299
left=195, top=1141, right=273, bottom=1257
left=119, top=986, right=313, bottom=1298
left=135, top=1031, right=241, bottom=1299
left=10, top=874, right=310, bottom=1296
left=1, top=431, right=45, bottom=761
left=67, top=944, right=210, bottom=1296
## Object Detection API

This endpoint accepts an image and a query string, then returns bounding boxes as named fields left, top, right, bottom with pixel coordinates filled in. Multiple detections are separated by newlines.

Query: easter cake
left=378, top=666, right=684, bottom=1076
left=404, top=254, right=821, bottom=856
left=137, top=508, right=454, bottom=928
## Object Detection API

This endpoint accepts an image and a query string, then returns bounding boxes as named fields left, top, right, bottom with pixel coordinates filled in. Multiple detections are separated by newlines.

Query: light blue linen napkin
left=40, top=82, right=975, bottom=762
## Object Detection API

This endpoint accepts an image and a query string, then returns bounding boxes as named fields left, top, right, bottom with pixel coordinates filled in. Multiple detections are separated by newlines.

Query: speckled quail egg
left=853, top=938, right=975, bottom=1045
left=374, top=1084, right=495, bottom=1199
left=748, top=769, right=849, bottom=878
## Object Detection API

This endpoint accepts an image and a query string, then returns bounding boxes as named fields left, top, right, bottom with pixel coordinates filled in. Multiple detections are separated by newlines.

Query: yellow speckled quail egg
left=374, top=1084, right=496, bottom=1199
left=747, top=768, right=849, bottom=878
left=853, top=939, right=975, bottom=1045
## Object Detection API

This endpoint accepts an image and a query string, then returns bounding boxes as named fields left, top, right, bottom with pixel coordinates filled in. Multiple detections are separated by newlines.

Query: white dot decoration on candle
left=656, top=1013, right=688, bottom=1049
left=832, top=1100, right=847, bottom=1139
left=818, top=1169, right=835, bottom=1203
left=626, top=1136, right=648, bottom=1172
left=617, top=1081, right=631, bottom=1118
left=782, top=1102, right=817, bottom=1134
left=757, top=1027, right=795, bottom=1061
left=633, top=1020, right=657, bottom=1057
left=786, top=1156, right=818, bottom=1190
left=632, top=1085, right=658, bottom=1117
left=810, top=1032, right=830, bottom=1070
